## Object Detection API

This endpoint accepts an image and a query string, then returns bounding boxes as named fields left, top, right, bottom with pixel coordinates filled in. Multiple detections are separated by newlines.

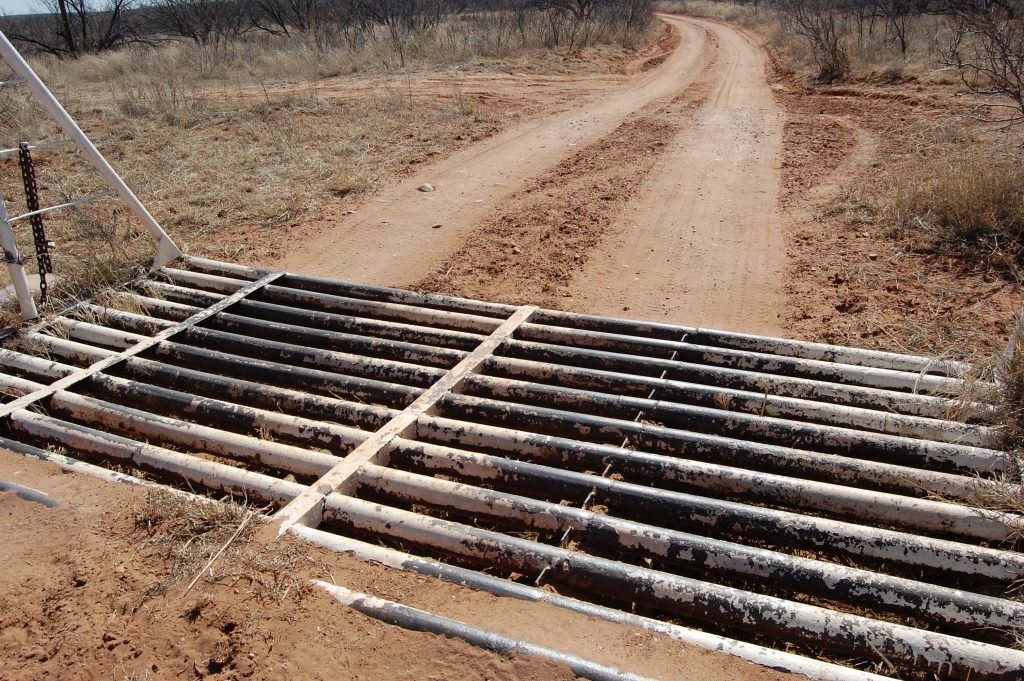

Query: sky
left=0, top=0, right=44, bottom=17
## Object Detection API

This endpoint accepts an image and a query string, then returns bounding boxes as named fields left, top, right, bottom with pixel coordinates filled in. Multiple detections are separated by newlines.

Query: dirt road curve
left=277, top=15, right=786, bottom=335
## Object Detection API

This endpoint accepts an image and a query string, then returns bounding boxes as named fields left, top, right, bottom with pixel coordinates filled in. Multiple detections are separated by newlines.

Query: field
left=1, top=2, right=1023, bottom=679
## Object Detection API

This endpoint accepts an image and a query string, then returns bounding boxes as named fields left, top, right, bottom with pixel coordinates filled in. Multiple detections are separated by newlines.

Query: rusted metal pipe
left=356, top=463, right=1024, bottom=634
left=292, top=526, right=893, bottom=681
left=319, top=493, right=1024, bottom=680
left=387, top=445, right=1024, bottom=582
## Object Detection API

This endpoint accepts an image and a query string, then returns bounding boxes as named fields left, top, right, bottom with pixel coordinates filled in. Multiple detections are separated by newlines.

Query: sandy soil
left=274, top=15, right=790, bottom=336
left=272, top=17, right=708, bottom=282
left=0, top=449, right=795, bottom=681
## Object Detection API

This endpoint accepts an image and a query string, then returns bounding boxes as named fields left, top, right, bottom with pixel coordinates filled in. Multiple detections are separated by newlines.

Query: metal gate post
left=0, top=194, right=39, bottom=321
left=0, top=30, right=181, bottom=269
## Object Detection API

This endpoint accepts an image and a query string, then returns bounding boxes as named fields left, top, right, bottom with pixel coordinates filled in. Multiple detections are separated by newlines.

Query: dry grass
left=884, top=127, right=1024, bottom=280
left=132, top=489, right=320, bottom=602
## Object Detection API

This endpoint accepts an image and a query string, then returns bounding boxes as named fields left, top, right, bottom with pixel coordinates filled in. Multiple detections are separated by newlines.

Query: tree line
left=1, top=0, right=653, bottom=58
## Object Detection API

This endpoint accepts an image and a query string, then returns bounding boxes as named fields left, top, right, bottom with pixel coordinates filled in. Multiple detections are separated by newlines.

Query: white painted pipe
left=0, top=195, right=38, bottom=320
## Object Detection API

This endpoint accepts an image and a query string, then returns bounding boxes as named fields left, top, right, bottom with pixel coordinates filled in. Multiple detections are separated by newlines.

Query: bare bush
left=943, top=1, right=1024, bottom=126
left=779, top=0, right=852, bottom=82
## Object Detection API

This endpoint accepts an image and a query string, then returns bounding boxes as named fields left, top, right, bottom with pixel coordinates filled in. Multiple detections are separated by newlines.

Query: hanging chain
left=17, top=142, right=52, bottom=305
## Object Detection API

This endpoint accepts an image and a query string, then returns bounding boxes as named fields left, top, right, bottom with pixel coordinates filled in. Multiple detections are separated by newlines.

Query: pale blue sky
left=0, top=0, right=44, bottom=17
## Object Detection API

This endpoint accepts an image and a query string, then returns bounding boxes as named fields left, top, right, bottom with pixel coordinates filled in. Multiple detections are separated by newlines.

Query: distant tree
left=149, top=0, right=252, bottom=44
left=6, top=0, right=146, bottom=57
left=943, top=0, right=1024, bottom=126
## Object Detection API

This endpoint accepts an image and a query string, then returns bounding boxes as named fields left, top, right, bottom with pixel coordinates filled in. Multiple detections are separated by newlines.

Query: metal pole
left=317, top=582, right=658, bottom=681
left=0, top=30, right=181, bottom=268
left=0, top=193, right=38, bottom=321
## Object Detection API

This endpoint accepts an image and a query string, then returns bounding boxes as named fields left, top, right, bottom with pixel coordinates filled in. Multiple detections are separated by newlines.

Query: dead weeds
left=131, top=490, right=322, bottom=605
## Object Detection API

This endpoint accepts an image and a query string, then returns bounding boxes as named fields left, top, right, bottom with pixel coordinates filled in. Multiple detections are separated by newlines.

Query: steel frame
left=0, top=255, right=1020, bottom=680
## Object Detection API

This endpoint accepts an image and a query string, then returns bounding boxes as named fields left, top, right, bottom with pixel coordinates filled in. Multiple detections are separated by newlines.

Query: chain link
left=17, top=142, right=52, bottom=306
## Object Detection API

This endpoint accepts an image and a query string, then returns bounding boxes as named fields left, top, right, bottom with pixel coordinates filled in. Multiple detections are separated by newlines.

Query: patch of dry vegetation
left=132, top=490, right=320, bottom=602
left=885, top=131, right=1024, bottom=280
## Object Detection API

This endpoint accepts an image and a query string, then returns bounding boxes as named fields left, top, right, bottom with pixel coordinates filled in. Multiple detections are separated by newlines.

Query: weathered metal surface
left=0, top=254, right=1021, bottom=680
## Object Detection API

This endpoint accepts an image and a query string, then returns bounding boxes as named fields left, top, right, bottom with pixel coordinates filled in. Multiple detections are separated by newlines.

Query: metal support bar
left=319, top=494, right=1024, bottom=680
left=0, top=193, right=38, bottom=321
left=355, top=463, right=1024, bottom=633
left=294, top=527, right=893, bottom=681
left=6, top=189, right=115, bottom=224
left=0, top=138, right=72, bottom=158
left=0, top=29, right=181, bottom=268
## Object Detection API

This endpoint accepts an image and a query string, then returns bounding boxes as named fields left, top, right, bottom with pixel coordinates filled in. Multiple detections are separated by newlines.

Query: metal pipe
left=459, top=373, right=1003, bottom=471
left=0, top=138, right=73, bottom=158
left=316, top=582, right=656, bottom=681
left=437, top=393, right=1010, bottom=479
left=320, top=494, right=1024, bottom=680
left=143, top=280, right=487, bottom=350
left=2, top=342, right=1003, bottom=537
left=12, top=335, right=396, bottom=432
left=0, top=479, right=58, bottom=507
left=4, top=409, right=304, bottom=504
left=0, top=194, right=38, bottom=321
left=7, top=189, right=115, bottom=224
left=0, top=433, right=162, bottom=490
left=531, top=309, right=969, bottom=376
left=383, top=440, right=1018, bottom=543
left=504, top=338, right=986, bottom=421
left=517, top=323, right=963, bottom=395
left=413, top=414, right=993, bottom=502
left=14, top=331, right=999, bottom=504
left=357, top=463, right=1024, bottom=633
left=92, top=296, right=993, bottom=446
left=484, top=355, right=996, bottom=446
left=0, top=30, right=181, bottom=268
left=0, top=371, right=343, bottom=477
left=292, top=527, right=894, bottom=681
left=159, top=268, right=506, bottom=335
left=54, top=312, right=998, bottom=477
left=388, top=446, right=1024, bottom=582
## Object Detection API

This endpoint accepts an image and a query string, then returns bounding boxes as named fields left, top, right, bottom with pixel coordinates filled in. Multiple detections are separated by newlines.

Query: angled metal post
left=0, top=194, right=39, bottom=321
left=0, top=30, right=181, bottom=269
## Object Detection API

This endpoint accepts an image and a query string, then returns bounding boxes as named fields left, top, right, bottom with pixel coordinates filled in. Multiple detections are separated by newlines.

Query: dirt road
left=275, top=14, right=786, bottom=334
left=568, top=19, right=786, bottom=334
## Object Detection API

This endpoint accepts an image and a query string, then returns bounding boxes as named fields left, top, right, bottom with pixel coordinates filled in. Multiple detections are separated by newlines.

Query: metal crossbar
left=6, top=189, right=116, bottom=224
left=0, top=138, right=73, bottom=158
left=0, top=270, right=283, bottom=419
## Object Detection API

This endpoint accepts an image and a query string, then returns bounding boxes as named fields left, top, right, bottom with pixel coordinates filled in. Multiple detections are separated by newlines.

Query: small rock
left=512, top=246, right=522, bottom=255
left=73, top=574, right=88, bottom=587
left=418, top=183, right=434, bottom=193
left=431, top=223, right=443, bottom=229
left=868, top=252, right=878, bottom=260
left=381, top=219, right=391, bottom=225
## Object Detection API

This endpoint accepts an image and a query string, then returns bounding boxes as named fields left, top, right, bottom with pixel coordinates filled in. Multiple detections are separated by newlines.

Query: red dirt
left=0, top=449, right=795, bottom=681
